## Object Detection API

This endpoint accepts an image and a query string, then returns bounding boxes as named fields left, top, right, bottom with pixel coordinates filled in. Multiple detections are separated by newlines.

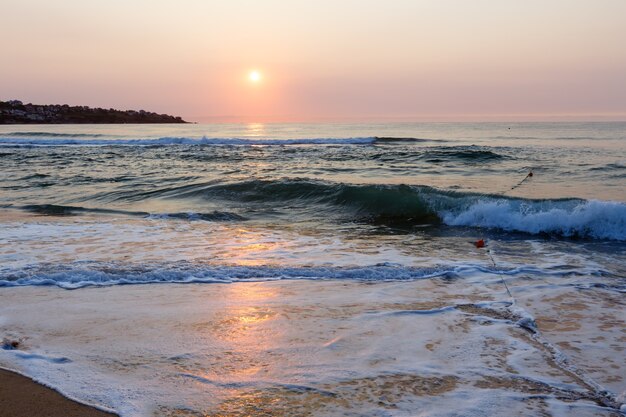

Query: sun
left=248, top=70, right=261, bottom=83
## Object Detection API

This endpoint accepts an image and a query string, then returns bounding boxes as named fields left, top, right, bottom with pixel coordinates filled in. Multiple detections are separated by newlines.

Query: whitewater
left=1, top=122, right=625, bottom=416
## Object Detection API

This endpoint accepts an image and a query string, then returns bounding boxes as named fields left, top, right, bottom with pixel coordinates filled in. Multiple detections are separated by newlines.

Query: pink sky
left=1, top=0, right=625, bottom=122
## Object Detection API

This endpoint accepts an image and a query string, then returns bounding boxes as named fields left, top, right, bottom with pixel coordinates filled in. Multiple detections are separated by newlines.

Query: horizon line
left=185, top=113, right=626, bottom=124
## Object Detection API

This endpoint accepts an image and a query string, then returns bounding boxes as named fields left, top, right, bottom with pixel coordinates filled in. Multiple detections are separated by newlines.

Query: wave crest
left=0, top=264, right=444, bottom=288
left=0, top=136, right=377, bottom=146
left=0, top=262, right=599, bottom=289
left=0, top=135, right=449, bottom=146
left=11, top=179, right=626, bottom=240
left=441, top=199, right=626, bottom=240
left=178, top=179, right=626, bottom=239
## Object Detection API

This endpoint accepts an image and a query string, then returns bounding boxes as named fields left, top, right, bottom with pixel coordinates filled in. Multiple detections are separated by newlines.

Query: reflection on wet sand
left=178, top=284, right=282, bottom=385
left=1, top=276, right=624, bottom=416
left=164, top=278, right=625, bottom=416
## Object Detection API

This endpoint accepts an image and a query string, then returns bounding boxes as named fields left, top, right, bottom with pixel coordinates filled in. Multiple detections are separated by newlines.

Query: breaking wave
left=0, top=136, right=448, bottom=147
left=0, top=262, right=600, bottom=289
left=0, top=136, right=378, bottom=146
left=441, top=199, right=626, bottom=240
left=14, top=179, right=626, bottom=240
left=137, top=179, right=626, bottom=239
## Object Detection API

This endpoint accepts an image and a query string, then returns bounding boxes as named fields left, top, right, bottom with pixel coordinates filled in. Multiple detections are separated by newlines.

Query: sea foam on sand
left=1, top=277, right=624, bottom=417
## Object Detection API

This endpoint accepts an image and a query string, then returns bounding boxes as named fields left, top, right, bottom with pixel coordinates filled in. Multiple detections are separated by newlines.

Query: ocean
left=0, top=122, right=625, bottom=416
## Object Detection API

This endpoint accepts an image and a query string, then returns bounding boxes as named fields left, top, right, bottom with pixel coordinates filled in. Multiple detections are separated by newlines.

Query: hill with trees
left=0, top=100, right=188, bottom=124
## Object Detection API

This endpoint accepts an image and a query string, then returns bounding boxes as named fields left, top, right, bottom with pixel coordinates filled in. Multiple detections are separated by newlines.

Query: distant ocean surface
left=0, top=122, right=625, bottom=416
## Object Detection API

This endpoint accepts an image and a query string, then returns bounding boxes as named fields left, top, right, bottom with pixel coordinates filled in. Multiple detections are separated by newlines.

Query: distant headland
left=0, top=100, right=188, bottom=124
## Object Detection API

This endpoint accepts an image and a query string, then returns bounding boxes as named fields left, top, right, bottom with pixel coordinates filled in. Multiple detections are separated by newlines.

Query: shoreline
left=0, top=368, right=117, bottom=417
left=1, top=281, right=623, bottom=416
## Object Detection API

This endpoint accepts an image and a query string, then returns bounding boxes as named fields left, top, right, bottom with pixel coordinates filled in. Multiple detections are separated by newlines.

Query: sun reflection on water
left=245, top=122, right=265, bottom=138
left=214, top=228, right=283, bottom=266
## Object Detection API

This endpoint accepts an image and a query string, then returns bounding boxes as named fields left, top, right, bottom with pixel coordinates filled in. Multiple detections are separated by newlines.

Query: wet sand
left=0, top=368, right=116, bottom=417
left=1, top=280, right=624, bottom=416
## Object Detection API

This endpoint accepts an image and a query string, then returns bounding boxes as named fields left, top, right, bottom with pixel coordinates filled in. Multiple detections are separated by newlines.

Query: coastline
left=0, top=368, right=117, bottom=417
left=0, top=100, right=188, bottom=124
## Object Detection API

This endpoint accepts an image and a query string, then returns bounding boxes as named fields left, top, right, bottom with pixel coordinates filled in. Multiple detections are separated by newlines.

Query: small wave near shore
left=7, top=179, right=626, bottom=240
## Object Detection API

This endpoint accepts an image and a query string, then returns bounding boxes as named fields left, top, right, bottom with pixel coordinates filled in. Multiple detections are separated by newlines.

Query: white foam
left=0, top=136, right=376, bottom=146
left=441, top=199, right=626, bottom=241
left=0, top=264, right=475, bottom=289
left=1, top=280, right=623, bottom=416
left=1, top=213, right=621, bottom=289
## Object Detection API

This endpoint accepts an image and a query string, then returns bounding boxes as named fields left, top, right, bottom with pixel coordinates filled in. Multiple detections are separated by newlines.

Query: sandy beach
left=0, top=368, right=116, bottom=417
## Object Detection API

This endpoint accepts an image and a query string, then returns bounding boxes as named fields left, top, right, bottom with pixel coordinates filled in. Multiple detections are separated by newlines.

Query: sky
left=1, top=0, right=626, bottom=122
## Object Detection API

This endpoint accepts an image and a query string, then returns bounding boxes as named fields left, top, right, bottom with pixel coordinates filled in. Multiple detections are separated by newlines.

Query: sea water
left=0, top=122, right=624, bottom=416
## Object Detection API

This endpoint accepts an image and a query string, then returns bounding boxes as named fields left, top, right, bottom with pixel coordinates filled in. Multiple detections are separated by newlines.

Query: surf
left=10, top=179, right=626, bottom=240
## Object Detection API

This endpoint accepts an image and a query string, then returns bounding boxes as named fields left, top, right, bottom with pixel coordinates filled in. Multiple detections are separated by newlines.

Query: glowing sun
left=248, top=70, right=261, bottom=83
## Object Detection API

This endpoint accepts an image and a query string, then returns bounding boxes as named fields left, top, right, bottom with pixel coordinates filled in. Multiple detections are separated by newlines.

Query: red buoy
left=475, top=239, right=485, bottom=248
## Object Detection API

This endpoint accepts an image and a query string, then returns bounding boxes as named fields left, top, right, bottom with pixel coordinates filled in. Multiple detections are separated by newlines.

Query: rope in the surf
left=489, top=170, right=534, bottom=295
left=487, top=246, right=622, bottom=410
left=481, top=169, right=533, bottom=199
left=478, top=170, right=622, bottom=410
left=478, top=170, right=534, bottom=296
left=487, top=248, right=513, bottom=298
left=507, top=170, right=533, bottom=193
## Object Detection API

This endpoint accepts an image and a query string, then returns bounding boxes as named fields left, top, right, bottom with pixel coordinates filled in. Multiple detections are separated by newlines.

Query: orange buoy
left=475, top=239, right=485, bottom=248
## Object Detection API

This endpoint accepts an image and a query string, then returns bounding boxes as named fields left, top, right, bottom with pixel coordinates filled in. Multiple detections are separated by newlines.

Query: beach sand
left=0, top=368, right=116, bottom=417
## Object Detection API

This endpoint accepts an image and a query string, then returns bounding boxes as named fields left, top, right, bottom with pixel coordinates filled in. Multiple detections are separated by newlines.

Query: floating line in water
left=487, top=249, right=513, bottom=298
